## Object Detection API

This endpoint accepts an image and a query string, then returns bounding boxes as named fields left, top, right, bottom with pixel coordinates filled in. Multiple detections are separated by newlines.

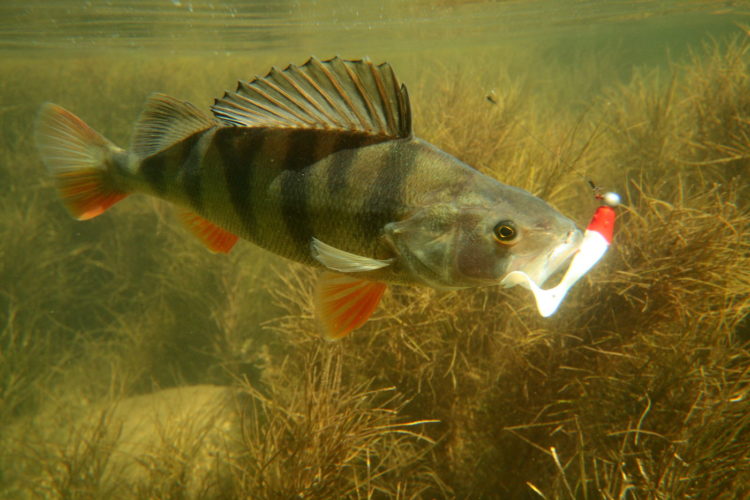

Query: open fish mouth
left=504, top=229, right=583, bottom=288
left=543, top=229, right=584, bottom=283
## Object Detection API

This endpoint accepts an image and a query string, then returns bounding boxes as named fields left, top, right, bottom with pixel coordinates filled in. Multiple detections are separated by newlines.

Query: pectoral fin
left=315, top=271, right=387, bottom=340
left=311, top=237, right=393, bottom=273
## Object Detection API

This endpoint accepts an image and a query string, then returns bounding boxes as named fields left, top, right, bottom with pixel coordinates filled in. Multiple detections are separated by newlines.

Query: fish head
left=385, top=184, right=582, bottom=289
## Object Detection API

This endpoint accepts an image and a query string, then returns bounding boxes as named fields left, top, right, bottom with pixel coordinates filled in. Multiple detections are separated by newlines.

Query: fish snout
left=566, top=227, right=583, bottom=249
left=557, top=227, right=584, bottom=263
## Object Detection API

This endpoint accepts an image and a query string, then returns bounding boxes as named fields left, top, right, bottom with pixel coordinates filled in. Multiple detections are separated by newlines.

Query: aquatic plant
left=2, top=34, right=750, bottom=499
left=262, top=37, right=750, bottom=497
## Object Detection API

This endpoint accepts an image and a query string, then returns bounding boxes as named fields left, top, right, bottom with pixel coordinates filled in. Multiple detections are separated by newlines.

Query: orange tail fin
left=35, top=103, right=128, bottom=220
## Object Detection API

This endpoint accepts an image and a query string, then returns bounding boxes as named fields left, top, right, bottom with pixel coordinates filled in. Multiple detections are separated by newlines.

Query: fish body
left=36, top=57, right=582, bottom=338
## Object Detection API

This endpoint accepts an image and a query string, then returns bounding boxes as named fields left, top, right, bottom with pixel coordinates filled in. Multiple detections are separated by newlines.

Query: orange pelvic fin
left=35, top=103, right=128, bottom=220
left=178, top=210, right=239, bottom=254
left=315, top=271, right=387, bottom=340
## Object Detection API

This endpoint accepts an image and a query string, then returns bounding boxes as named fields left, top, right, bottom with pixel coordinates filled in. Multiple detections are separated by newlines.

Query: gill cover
left=385, top=204, right=525, bottom=289
left=384, top=204, right=463, bottom=288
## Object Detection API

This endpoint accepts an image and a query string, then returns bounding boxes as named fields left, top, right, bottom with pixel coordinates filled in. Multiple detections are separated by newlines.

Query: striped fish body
left=126, top=127, right=490, bottom=285
left=36, top=57, right=582, bottom=338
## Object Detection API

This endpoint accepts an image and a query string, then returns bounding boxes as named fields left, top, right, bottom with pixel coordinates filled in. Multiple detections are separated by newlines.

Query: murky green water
left=2, top=1, right=746, bottom=62
left=2, top=1, right=750, bottom=498
left=3, top=1, right=746, bottom=117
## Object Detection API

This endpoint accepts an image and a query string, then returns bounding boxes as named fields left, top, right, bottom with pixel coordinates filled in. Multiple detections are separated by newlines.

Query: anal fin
left=179, top=211, right=238, bottom=254
left=315, top=271, right=387, bottom=340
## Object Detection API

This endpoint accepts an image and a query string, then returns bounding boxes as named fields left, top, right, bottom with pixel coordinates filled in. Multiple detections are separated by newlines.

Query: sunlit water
left=2, top=1, right=746, bottom=60
left=3, top=1, right=747, bottom=122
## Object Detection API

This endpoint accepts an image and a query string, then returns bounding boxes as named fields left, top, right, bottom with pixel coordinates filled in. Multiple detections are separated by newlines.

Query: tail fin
left=35, top=103, right=129, bottom=220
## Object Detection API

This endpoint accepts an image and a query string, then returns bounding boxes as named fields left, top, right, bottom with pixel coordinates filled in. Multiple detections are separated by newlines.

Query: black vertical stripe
left=280, top=169, right=312, bottom=251
left=326, top=135, right=364, bottom=197
left=140, top=155, right=168, bottom=194
left=218, top=128, right=264, bottom=234
left=279, top=129, right=319, bottom=249
left=140, top=133, right=201, bottom=195
left=326, top=148, right=358, bottom=197
left=359, top=139, right=415, bottom=241
left=182, top=129, right=213, bottom=211
left=282, top=129, right=319, bottom=172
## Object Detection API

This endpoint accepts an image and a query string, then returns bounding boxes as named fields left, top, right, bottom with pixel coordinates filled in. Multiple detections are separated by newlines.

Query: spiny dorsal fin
left=211, top=57, right=412, bottom=139
left=132, top=93, right=218, bottom=158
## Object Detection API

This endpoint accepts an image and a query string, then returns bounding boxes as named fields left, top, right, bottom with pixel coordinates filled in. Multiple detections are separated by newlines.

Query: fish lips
left=503, top=228, right=583, bottom=288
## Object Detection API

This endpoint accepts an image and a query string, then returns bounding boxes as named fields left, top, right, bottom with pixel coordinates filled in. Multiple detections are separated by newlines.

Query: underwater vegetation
left=1, top=35, right=750, bottom=498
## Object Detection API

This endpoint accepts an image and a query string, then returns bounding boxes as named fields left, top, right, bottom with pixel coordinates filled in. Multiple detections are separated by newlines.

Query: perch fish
left=35, top=57, right=582, bottom=339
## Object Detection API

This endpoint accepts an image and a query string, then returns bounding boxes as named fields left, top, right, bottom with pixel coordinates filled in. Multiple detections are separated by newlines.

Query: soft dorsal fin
left=211, top=57, right=412, bottom=139
left=132, top=93, right=217, bottom=158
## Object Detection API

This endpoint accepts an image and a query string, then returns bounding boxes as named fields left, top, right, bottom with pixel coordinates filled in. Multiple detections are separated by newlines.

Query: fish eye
left=493, top=220, right=517, bottom=244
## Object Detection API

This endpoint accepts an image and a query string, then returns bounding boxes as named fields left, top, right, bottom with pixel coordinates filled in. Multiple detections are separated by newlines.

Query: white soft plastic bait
left=501, top=191, right=619, bottom=317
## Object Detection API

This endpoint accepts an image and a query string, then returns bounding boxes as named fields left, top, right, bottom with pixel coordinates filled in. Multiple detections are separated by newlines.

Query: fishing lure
left=501, top=190, right=619, bottom=317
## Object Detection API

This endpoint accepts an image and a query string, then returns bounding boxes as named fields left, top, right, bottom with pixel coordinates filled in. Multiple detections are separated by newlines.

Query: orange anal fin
left=315, top=271, right=387, bottom=340
left=178, top=210, right=239, bottom=254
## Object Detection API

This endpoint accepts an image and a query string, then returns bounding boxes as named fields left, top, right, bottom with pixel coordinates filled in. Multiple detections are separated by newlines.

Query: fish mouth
left=504, top=228, right=583, bottom=287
